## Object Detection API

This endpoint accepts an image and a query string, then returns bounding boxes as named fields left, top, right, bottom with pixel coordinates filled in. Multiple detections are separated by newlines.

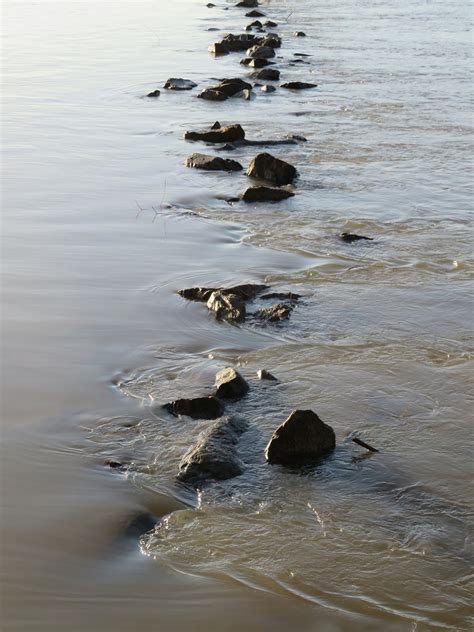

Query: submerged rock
left=146, top=89, right=161, bottom=98
left=260, top=291, right=301, bottom=302
left=261, top=84, right=277, bottom=93
left=207, top=291, right=246, bottom=323
left=177, top=416, right=248, bottom=486
left=122, top=512, right=158, bottom=539
left=185, top=153, right=243, bottom=172
left=265, top=410, right=336, bottom=466
left=257, top=369, right=278, bottom=381
left=255, top=303, right=293, bottom=322
left=164, top=78, right=197, bottom=90
left=340, top=232, right=374, bottom=243
left=215, top=368, right=249, bottom=401
left=164, top=396, right=224, bottom=420
left=185, top=123, right=246, bottom=143
left=246, top=152, right=297, bottom=186
left=254, top=68, right=280, bottom=81
left=281, top=81, right=317, bottom=90
left=241, top=186, right=294, bottom=202
left=263, top=20, right=278, bottom=27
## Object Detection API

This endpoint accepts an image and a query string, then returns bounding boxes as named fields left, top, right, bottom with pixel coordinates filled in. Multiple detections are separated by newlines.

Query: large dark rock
left=164, top=78, right=197, bottom=90
left=240, top=57, right=274, bottom=68
left=246, top=45, right=275, bottom=59
left=164, top=396, right=224, bottom=420
left=207, top=291, right=246, bottom=323
left=340, top=232, right=374, bottom=243
left=198, top=88, right=228, bottom=101
left=185, top=153, right=243, bottom=172
left=254, top=68, right=280, bottom=81
left=178, top=283, right=267, bottom=303
left=210, top=33, right=259, bottom=55
left=281, top=81, right=318, bottom=90
left=246, top=152, right=297, bottom=186
left=257, top=369, right=278, bottom=381
left=241, top=186, right=294, bottom=202
left=236, top=0, right=259, bottom=7
left=261, top=85, right=277, bottom=93
left=255, top=303, right=293, bottom=322
left=263, top=20, right=278, bottom=27
left=177, top=416, right=248, bottom=486
left=215, top=368, right=249, bottom=401
left=265, top=410, right=336, bottom=466
left=260, top=35, right=282, bottom=48
left=214, top=78, right=253, bottom=97
left=246, top=9, right=265, bottom=17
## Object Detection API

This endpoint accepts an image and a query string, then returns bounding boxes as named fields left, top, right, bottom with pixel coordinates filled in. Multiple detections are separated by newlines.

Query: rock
left=263, top=20, right=277, bottom=27
left=225, top=283, right=268, bottom=299
left=177, top=287, right=215, bottom=302
left=236, top=0, right=259, bottom=7
left=254, top=68, right=280, bottom=80
left=206, top=2, right=215, bottom=6
left=234, top=88, right=252, bottom=100
left=164, top=78, right=197, bottom=90
left=185, top=123, right=246, bottom=143
left=255, top=303, right=293, bottom=322
left=265, top=410, right=336, bottom=466
left=177, top=416, right=248, bottom=486
left=216, top=143, right=237, bottom=151
left=211, top=121, right=221, bottom=129
left=287, top=133, right=307, bottom=142
left=146, top=89, right=161, bottom=97
left=215, top=368, right=249, bottom=400
left=214, top=78, right=253, bottom=97
left=294, top=31, right=307, bottom=37
left=185, top=153, right=243, bottom=172
left=294, top=53, right=311, bottom=57
left=241, top=186, right=294, bottom=202
left=164, top=396, right=224, bottom=419
left=246, top=152, right=297, bottom=186
left=246, top=45, right=275, bottom=59
left=247, top=20, right=262, bottom=28
left=260, top=35, right=282, bottom=48
left=257, top=369, right=277, bottom=381
left=104, top=459, right=127, bottom=470
left=207, top=291, right=246, bottom=323
left=178, top=283, right=267, bottom=303
left=240, top=57, right=274, bottom=68
left=198, top=88, right=229, bottom=101
left=261, top=85, right=276, bottom=93
left=245, top=9, right=265, bottom=17
left=260, top=291, right=301, bottom=302
left=208, top=42, right=231, bottom=56
left=281, top=81, right=318, bottom=90
left=340, top=232, right=374, bottom=243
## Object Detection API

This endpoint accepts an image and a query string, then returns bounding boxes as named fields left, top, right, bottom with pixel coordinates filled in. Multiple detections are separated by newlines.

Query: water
left=1, top=0, right=473, bottom=630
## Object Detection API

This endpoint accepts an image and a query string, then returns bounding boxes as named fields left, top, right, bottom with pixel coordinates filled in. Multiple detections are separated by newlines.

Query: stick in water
left=352, top=437, right=379, bottom=453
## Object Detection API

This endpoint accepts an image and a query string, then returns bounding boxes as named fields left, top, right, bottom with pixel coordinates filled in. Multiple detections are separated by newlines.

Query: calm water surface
left=1, top=0, right=473, bottom=630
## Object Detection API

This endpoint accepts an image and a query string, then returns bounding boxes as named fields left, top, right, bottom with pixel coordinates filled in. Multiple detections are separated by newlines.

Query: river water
left=1, top=0, right=473, bottom=630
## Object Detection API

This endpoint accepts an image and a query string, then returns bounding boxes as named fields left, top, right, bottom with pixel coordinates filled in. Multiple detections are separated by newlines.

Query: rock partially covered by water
left=207, top=291, right=246, bottom=323
left=185, top=123, right=245, bottom=143
left=260, top=291, right=301, bottom=302
left=257, top=369, right=277, bottom=381
left=146, top=89, right=161, bottom=98
left=164, top=78, right=197, bottom=90
left=255, top=303, right=293, bottom=322
left=281, top=81, right=317, bottom=90
left=241, top=186, right=294, bottom=202
left=177, top=416, right=248, bottom=486
left=185, top=153, right=243, bottom=172
left=209, top=33, right=258, bottom=55
left=246, top=9, right=265, bottom=17
left=254, top=68, right=280, bottom=81
left=164, top=396, right=224, bottom=420
left=246, top=152, right=297, bottom=186
left=236, top=0, right=259, bottom=7
left=246, top=44, right=275, bottom=59
left=265, top=410, right=336, bottom=466
left=263, top=20, right=278, bottom=28
left=198, top=88, right=228, bottom=101
left=261, top=85, right=277, bottom=93
left=178, top=283, right=268, bottom=302
left=215, top=368, right=249, bottom=401
left=240, top=57, right=273, bottom=68
left=340, top=232, right=374, bottom=243
left=260, top=34, right=282, bottom=48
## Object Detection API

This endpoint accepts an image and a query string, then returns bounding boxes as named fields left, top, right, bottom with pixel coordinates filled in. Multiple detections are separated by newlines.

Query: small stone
left=177, top=287, right=215, bottom=302
left=104, top=459, right=126, bottom=470
left=260, top=35, right=282, bottom=48
left=294, top=31, right=307, bottom=37
left=146, top=89, right=161, bottom=98
left=340, top=232, right=374, bottom=243
left=208, top=42, right=230, bottom=56
left=236, top=0, right=259, bottom=7
left=246, top=152, right=297, bottom=186
left=211, top=121, right=221, bottom=129
left=215, top=368, right=249, bottom=400
left=164, top=78, right=197, bottom=90
left=265, top=410, right=336, bottom=466
left=263, top=20, right=277, bottom=27
left=206, top=2, right=215, bottom=6
left=245, top=9, right=265, bottom=17
left=281, top=81, right=317, bottom=90
left=164, top=396, right=224, bottom=420
left=255, top=303, right=293, bottom=322
left=241, top=186, right=294, bottom=202
left=260, top=291, right=301, bottom=302
left=261, top=84, right=276, bottom=93
left=257, top=369, right=277, bottom=381
left=207, top=291, right=246, bottom=323
left=254, top=68, right=280, bottom=81
left=247, top=20, right=262, bottom=28
left=185, top=153, right=243, bottom=172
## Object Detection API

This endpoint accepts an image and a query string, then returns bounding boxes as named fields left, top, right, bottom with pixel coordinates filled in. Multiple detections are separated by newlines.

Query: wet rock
left=241, top=186, right=294, bottom=202
left=246, top=44, right=275, bottom=59
left=247, top=20, right=262, bottom=28
left=260, top=35, right=282, bottom=48
left=164, top=78, right=197, bottom=91
left=104, top=459, right=127, bottom=471
left=245, top=9, right=265, bottom=17
left=178, top=283, right=267, bottom=304
left=294, top=31, right=307, bottom=37
left=287, top=134, right=307, bottom=142
left=198, top=88, right=229, bottom=101
left=246, top=152, right=297, bottom=186
left=240, top=57, right=274, bottom=68
left=236, top=0, right=259, bottom=7
left=265, top=409, right=336, bottom=466
left=164, top=396, right=224, bottom=420
left=212, top=78, right=253, bottom=97
left=254, top=68, right=280, bottom=81
left=208, top=42, right=231, bottom=56
left=146, top=89, right=161, bottom=98
left=257, top=369, right=277, bottom=381
left=261, top=84, right=276, bottom=93
left=226, top=283, right=269, bottom=299
left=340, top=232, right=374, bottom=243
left=207, top=27, right=220, bottom=32
left=264, top=20, right=277, bottom=27
left=177, top=416, right=248, bottom=486
left=281, top=81, right=318, bottom=90
left=185, top=123, right=246, bottom=143
left=207, top=291, right=246, bottom=323
left=215, top=368, right=249, bottom=401
left=177, top=287, right=215, bottom=302
left=294, top=52, right=311, bottom=57
left=210, top=33, right=258, bottom=55
left=211, top=121, right=221, bottom=129
left=260, top=291, right=301, bottom=302
left=234, top=88, right=252, bottom=100
left=255, top=303, right=293, bottom=322
left=185, top=153, right=243, bottom=172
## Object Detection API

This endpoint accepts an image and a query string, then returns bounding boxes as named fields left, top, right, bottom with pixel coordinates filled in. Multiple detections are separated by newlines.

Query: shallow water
left=1, top=0, right=473, bottom=630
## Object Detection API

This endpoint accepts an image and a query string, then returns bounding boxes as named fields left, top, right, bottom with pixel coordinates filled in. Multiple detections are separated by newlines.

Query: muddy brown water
left=1, top=0, right=473, bottom=630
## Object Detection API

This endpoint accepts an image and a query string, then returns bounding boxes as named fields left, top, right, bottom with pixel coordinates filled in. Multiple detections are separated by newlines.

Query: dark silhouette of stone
left=122, top=512, right=158, bottom=539
left=247, top=20, right=262, bottom=28
left=246, top=9, right=265, bottom=17
left=246, top=45, right=275, bottom=59
left=265, top=410, right=336, bottom=466
left=260, top=35, right=282, bottom=48
left=215, top=368, right=249, bottom=400
left=246, top=152, right=297, bottom=186
left=257, top=369, right=277, bottom=381
left=240, top=57, right=274, bottom=68
left=164, top=396, right=224, bottom=419
left=261, top=85, right=277, bottom=93
left=255, top=303, right=293, bottom=322
left=241, top=186, right=294, bottom=202
left=340, top=232, right=374, bottom=243
left=207, top=291, right=246, bottom=323
left=294, top=31, right=307, bottom=37
left=254, top=68, right=280, bottom=80
left=236, top=0, right=259, bottom=7
left=177, top=416, right=248, bottom=486
left=178, top=283, right=267, bottom=303
left=185, top=153, right=243, bottom=172
left=215, top=78, right=253, bottom=97
left=146, top=89, right=160, bottom=97
left=185, top=123, right=246, bottom=143
left=260, top=291, right=301, bottom=302
left=281, top=81, right=317, bottom=90
left=198, top=88, right=228, bottom=101
left=263, top=20, right=278, bottom=27
left=211, top=121, right=221, bottom=129
left=164, top=78, right=197, bottom=90
left=177, top=287, right=215, bottom=302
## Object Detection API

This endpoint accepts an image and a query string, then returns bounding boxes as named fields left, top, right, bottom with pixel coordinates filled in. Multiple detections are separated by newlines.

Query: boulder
left=211, top=33, right=258, bottom=55
left=164, top=78, right=197, bottom=90
left=236, top=0, right=259, bottom=7
left=177, top=416, right=248, bottom=486
left=212, top=78, right=253, bottom=97
left=254, top=68, right=280, bottom=81
left=177, top=287, right=215, bottom=302
left=241, top=186, right=294, bottom=202
left=255, top=303, right=293, bottom=322
left=215, top=368, right=249, bottom=400
left=264, top=20, right=278, bottom=27
left=240, top=57, right=273, bottom=68
left=185, top=153, right=243, bottom=172
left=164, top=396, right=224, bottom=420
left=257, top=369, right=278, bottom=381
left=265, top=410, right=336, bottom=466
left=184, top=123, right=246, bottom=143
left=146, top=89, right=161, bottom=97
left=261, top=85, right=277, bottom=93
left=281, top=81, right=318, bottom=90
left=340, top=232, right=374, bottom=243
left=198, top=88, right=228, bottom=101
left=246, top=152, right=297, bottom=186
left=246, top=9, right=265, bottom=17
left=260, top=35, right=282, bottom=48
left=207, top=291, right=246, bottom=323
left=211, top=121, right=221, bottom=129
left=208, top=42, right=232, bottom=56
left=246, top=45, right=275, bottom=59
